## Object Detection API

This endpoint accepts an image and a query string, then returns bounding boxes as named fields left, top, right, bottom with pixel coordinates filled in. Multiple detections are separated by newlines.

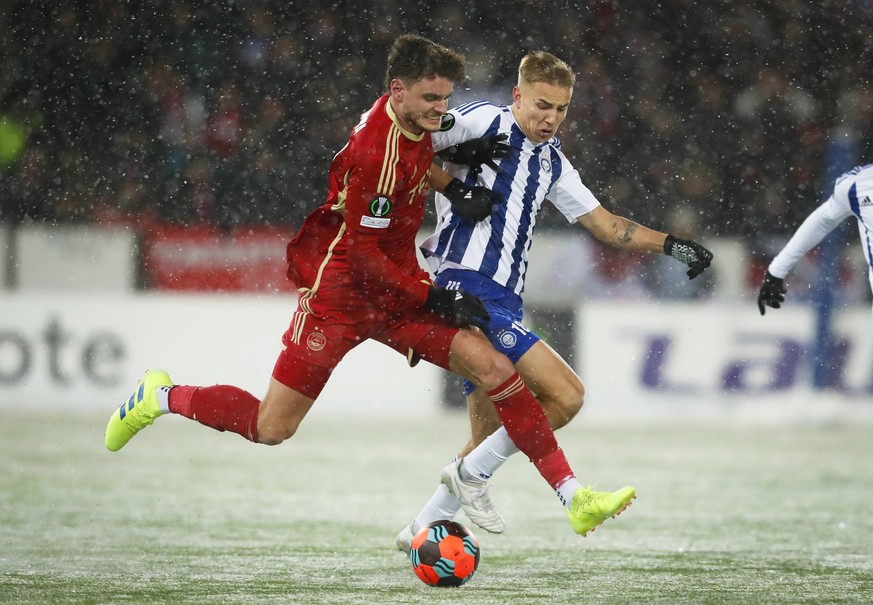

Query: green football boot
left=105, top=370, right=174, bottom=451
left=567, top=485, right=636, bottom=537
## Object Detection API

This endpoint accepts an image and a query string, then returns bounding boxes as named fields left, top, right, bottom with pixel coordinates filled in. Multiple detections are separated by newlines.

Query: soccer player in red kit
left=104, top=34, right=634, bottom=538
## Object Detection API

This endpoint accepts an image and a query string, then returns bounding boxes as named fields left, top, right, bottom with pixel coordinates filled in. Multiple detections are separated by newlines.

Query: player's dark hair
left=384, top=34, right=466, bottom=89
left=518, top=51, right=576, bottom=89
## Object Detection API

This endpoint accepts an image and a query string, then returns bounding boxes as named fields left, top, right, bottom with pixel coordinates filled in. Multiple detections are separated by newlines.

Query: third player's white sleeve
left=768, top=195, right=852, bottom=278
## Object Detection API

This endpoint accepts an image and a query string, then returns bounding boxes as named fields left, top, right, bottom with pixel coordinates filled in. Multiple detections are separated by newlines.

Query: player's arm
left=577, top=206, right=713, bottom=279
left=342, top=185, right=489, bottom=328
left=577, top=206, right=665, bottom=253
left=766, top=195, right=850, bottom=280
left=758, top=195, right=851, bottom=315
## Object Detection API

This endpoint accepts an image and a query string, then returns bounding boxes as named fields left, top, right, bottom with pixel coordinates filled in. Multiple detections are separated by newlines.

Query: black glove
left=425, top=286, right=490, bottom=330
left=757, top=271, right=786, bottom=316
left=443, top=178, right=503, bottom=222
left=664, top=234, right=713, bottom=279
left=437, top=133, right=509, bottom=174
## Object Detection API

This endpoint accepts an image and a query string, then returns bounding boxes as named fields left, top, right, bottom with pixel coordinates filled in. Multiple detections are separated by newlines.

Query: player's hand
left=443, top=178, right=503, bottom=222
left=425, top=286, right=490, bottom=330
left=437, top=134, right=510, bottom=174
left=757, top=271, right=786, bottom=315
left=664, top=234, right=713, bottom=279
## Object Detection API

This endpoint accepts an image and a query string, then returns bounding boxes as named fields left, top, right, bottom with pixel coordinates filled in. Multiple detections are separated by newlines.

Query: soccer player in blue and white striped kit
left=758, top=163, right=873, bottom=314
left=396, top=51, right=714, bottom=551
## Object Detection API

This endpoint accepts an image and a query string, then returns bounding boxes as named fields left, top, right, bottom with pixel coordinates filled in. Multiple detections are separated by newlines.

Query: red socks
left=487, top=372, right=574, bottom=489
left=169, top=385, right=260, bottom=443
left=163, top=373, right=570, bottom=490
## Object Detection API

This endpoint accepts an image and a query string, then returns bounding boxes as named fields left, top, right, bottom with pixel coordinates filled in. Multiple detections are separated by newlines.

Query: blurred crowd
left=2, top=0, right=872, bottom=244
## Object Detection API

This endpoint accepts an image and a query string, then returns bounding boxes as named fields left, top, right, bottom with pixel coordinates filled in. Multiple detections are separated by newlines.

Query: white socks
left=156, top=385, right=172, bottom=414
left=556, top=477, right=583, bottom=508
left=460, top=426, right=518, bottom=482
left=412, top=483, right=463, bottom=533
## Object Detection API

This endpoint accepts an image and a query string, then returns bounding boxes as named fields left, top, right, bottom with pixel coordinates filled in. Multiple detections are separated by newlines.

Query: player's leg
left=167, top=375, right=318, bottom=445
left=439, top=331, right=580, bottom=504
left=457, top=340, right=584, bottom=476
left=438, top=329, right=634, bottom=538
left=459, top=339, right=584, bottom=457
left=105, top=307, right=348, bottom=451
left=403, top=341, right=584, bottom=542
left=105, top=370, right=319, bottom=451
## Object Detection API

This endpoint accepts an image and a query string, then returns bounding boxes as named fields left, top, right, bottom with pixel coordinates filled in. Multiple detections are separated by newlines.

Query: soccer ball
left=408, top=520, right=480, bottom=587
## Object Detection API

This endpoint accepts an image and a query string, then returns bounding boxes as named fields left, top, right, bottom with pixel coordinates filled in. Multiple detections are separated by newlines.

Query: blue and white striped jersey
left=422, top=101, right=600, bottom=296
left=769, top=163, right=873, bottom=304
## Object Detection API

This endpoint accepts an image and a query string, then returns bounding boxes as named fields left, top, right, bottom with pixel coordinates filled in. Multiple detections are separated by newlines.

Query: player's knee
left=542, top=378, right=585, bottom=429
left=473, top=351, right=516, bottom=391
left=559, top=378, right=585, bottom=422
left=257, top=422, right=298, bottom=446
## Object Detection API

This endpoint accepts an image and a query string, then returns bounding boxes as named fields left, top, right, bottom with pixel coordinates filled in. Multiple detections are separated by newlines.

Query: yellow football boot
left=105, top=369, right=173, bottom=451
left=567, top=485, right=636, bottom=537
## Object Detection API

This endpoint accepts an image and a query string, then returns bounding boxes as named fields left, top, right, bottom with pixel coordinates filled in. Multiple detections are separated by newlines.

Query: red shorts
left=271, top=294, right=458, bottom=399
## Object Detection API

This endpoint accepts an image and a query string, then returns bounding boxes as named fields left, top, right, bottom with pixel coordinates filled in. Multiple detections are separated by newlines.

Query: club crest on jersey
left=439, top=114, right=455, bottom=131
left=498, top=330, right=517, bottom=349
left=540, top=157, right=552, bottom=173
left=306, top=331, right=326, bottom=351
left=361, top=196, right=392, bottom=228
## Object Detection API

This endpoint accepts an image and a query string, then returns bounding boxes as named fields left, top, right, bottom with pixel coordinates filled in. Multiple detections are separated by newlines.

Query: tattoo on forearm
left=620, top=221, right=636, bottom=244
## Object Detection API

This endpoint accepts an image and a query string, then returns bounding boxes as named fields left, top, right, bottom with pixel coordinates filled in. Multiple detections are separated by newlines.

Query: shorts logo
left=498, top=330, right=517, bottom=349
left=306, top=331, right=326, bottom=351
left=439, top=114, right=455, bottom=131
left=369, top=196, right=392, bottom=216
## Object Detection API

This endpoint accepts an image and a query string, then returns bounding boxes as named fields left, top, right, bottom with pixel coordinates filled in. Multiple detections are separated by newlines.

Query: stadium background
left=3, top=4, right=873, bottom=604
left=2, top=2, right=872, bottom=413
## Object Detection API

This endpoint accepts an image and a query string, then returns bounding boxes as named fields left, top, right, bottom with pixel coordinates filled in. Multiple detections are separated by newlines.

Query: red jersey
left=286, top=94, right=434, bottom=314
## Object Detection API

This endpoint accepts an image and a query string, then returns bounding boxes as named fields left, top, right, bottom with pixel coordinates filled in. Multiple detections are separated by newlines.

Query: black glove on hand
left=443, top=178, right=503, bottom=222
left=425, top=286, right=490, bottom=330
left=437, top=133, right=509, bottom=174
left=664, top=234, right=714, bottom=279
left=757, top=271, right=786, bottom=316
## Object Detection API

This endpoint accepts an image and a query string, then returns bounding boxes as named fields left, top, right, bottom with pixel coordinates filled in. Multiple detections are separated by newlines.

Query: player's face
left=389, top=76, right=454, bottom=135
left=511, top=80, right=572, bottom=144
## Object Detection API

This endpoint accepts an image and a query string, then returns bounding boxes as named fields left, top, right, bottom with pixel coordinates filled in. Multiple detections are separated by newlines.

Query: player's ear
left=390, top=78, right=405, bottom=100
left=512, top=85, right=522, bottom=106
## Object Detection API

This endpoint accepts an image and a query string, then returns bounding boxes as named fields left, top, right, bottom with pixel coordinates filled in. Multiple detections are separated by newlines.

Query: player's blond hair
left=518, top=51, right=575, bottom=89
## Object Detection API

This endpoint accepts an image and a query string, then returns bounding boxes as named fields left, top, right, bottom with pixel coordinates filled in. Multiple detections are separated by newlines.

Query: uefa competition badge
left=439, top=113, right=455, bottom=132
left=361, top=196, right=392, bottom=228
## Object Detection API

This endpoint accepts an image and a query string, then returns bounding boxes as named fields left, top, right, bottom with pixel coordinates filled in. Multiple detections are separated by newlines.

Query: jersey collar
left=386, top=97, right=425, bottom=142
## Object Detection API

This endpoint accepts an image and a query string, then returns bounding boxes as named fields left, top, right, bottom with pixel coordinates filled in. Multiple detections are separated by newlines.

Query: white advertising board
left=3, top=294, right=871, bottom=424
left=0, top=293, right=444, bottom=417
left=577, top=301, right=873, bottom=423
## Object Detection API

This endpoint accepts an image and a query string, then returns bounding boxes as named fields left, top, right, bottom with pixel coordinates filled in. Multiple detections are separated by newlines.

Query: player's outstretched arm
left=578, top=206, right=713, bottom=279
